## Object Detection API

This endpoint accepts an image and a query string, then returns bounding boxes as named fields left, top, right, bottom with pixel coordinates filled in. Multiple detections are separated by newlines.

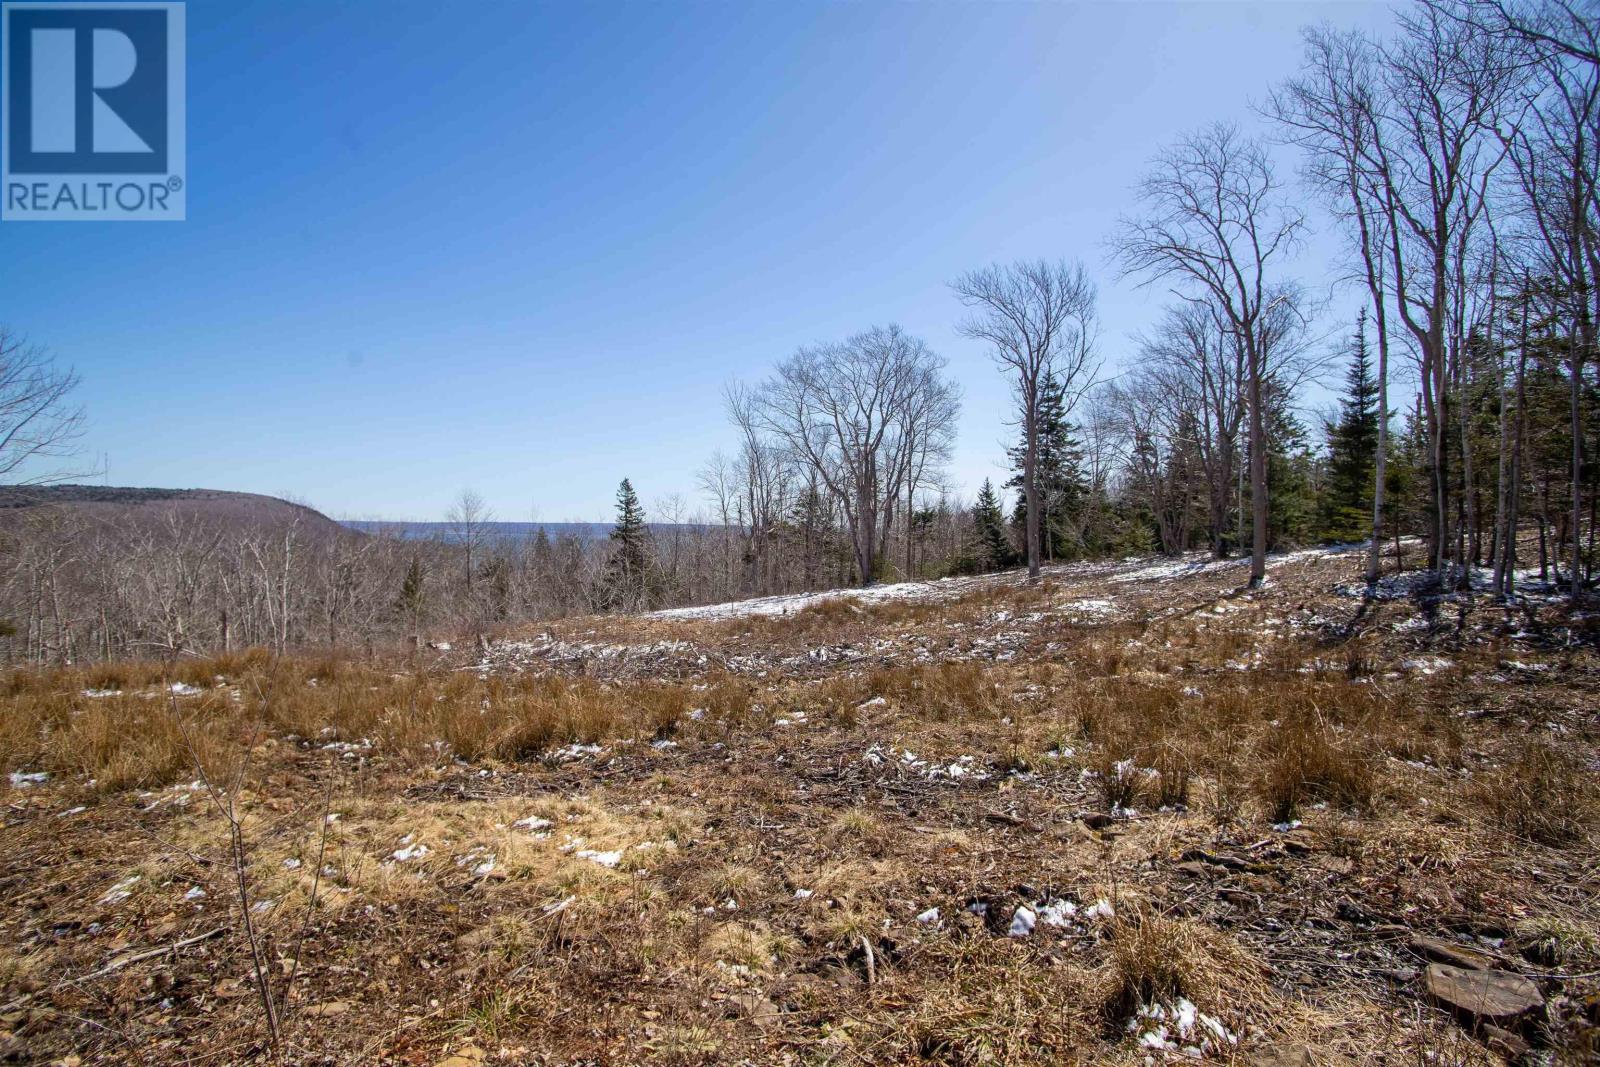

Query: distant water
left=342, top=520, right=716, bottom=543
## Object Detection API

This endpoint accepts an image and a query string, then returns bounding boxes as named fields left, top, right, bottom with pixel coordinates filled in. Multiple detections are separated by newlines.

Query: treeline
left=698, top=0, right=1600, bottom=598
left=0, top=483, right=976, bottom=664
left=0, top=0, right=1595, bottom=664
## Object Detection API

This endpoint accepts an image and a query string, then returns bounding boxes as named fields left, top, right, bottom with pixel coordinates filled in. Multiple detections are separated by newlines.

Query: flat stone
left=1481, top=1024, right=1531, bottom=1060
left=1412, top=934, right=1493, bottom=971
left=1424, top=963, right=1543, bottom=1025
left=729, top=993, right=781, bottom=1029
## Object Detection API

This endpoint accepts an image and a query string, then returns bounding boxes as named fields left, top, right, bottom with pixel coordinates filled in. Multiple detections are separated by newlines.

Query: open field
left=1, top=546, right=1596, bottom=1065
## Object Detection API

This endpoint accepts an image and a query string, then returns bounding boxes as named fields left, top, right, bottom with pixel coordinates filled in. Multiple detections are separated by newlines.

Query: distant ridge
left=0, top=484, right=349, bottom=538
left=342, top=519, right=719, bottom=543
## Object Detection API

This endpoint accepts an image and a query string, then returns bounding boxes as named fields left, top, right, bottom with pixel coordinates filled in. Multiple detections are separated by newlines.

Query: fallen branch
left=0, top=927, right=226, bottom=1012
left=82, top=926, right=227, bottom=982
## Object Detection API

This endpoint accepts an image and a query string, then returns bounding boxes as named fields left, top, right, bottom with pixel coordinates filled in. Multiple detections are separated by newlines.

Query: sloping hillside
left=0, top=484, right=351, bottom=539
left=0, top=544, right=1595, bottom=1064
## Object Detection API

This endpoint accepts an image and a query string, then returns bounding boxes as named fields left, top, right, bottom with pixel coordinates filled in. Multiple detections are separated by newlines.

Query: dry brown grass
left=3, top=552, right=1597, bottom=1065
left=892, top=939, right=1097, bottom=1063
left=1098, top=906, right=1264, bottom=1024
left=1062, top=669, right=1393, bottom=821
left=866, top=661, right=999, bottom=721
left=0, top=658, right=761, bottom=792
left=1256, top=705, right=1377, bottom=823
left=1475, top=740, right=1596, bottom=847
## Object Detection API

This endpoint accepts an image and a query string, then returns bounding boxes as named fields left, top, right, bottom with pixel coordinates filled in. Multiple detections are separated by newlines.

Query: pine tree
left=972, top=480, right=1016, bottom=572
left=1321, top=313, right=1382, bottom=542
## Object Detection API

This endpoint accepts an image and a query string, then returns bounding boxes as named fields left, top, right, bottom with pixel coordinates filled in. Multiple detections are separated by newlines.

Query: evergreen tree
left=972, top=480, right=1016, bottom=572
left=601, top=479, right=658, bottom=609
left=1265, top=391, right=1319, bottom=549
left=1321, top=313, right=1382, bottom=541
left=909, top=505, right=939, bottom=575
left=1269, top=415, right=1319, bottom=548
left=396, top=552, right=426, bottom=638
left=1006, top=372, right=1090, bottom=560
left=789, top=485, right=834, bottom=589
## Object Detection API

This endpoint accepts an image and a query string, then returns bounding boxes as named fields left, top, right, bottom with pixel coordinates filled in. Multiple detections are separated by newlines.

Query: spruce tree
left=973, top=480, right=1016, bottom=572
left=1268, top=407, right=1319, bottom=548
left=1321, top=314, right=1381, bottom=542
left=602, top=479, right=657, bottom=609
left=396, top=553, right=426, bottom=639
left=1005, top=371, right=1089, bottom=561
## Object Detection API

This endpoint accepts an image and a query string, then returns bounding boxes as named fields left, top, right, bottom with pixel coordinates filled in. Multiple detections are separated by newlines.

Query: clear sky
left=3, top=0, right=1398, bottom=523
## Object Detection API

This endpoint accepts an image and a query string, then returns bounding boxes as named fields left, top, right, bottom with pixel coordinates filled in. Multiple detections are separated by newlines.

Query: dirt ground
left=2, top=545, right=1597, bottom=1065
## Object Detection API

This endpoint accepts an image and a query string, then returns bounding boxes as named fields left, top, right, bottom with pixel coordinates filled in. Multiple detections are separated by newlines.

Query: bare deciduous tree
left=0, top=329, right=85, bottom=485
left=1113, top=124, right=1306, bottom=587
left=951, top=259, right=1098, bottom=580
left=445, top=489, right=493, bottom=599
left=1272, top=26, right=1398, bottom=585
left=755, top=325, right=958, bottom=586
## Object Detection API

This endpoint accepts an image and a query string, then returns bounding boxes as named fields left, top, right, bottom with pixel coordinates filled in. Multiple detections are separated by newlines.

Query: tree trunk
left=1368, top=297, right=1391, bottom=586
left=1024, top=407, right=1042, bottom=580
left=1570, top=337, right=1586, bottom=600
left=1247, top=343, right=1267, bottom=588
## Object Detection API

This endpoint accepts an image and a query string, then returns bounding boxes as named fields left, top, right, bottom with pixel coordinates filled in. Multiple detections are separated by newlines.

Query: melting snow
left=649, top=572, right=1011, bottom=621
left=1402, top=656, right=1453, bottom=675
left=574, top=848, right=624, bottom=868
left=863, top=745, right=989, bottom=782
left=1128, top=997, right=1234, bottom=1056
left=100, top=876, right=140, bottom=905
left=1038, top=899, right=1077, bottom=926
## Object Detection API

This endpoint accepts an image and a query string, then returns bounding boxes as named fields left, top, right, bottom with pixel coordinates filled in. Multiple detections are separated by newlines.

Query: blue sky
left=2, top=0, right=1397, bottom=522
